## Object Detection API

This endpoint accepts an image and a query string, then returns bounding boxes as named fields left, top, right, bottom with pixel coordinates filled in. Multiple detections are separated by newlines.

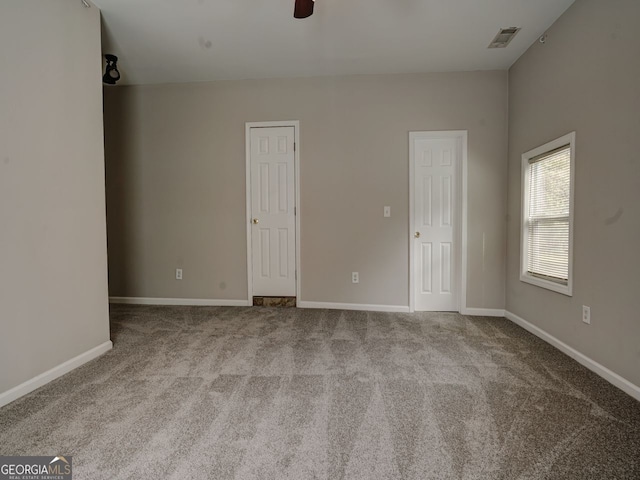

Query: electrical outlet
left=582, top=305, right=591, bottom=324
left=352, top=272, right=359, bottom=284
left=384, top=206, right=391, bottom=217
left=176, top=268, right=183, bottom=280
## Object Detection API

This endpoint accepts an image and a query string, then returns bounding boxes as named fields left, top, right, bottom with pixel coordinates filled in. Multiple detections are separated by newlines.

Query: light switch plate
left=384, top=206, right=391, bottom=217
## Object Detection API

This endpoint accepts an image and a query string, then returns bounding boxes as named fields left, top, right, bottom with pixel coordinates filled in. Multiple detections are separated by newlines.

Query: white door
left=412, top=135, right=458, bottom=311
left=249, top=126, right=296, bottom=296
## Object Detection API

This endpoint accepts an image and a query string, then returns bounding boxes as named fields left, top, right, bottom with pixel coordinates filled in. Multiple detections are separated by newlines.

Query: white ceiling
left=93, top=0, right=575, bottom=86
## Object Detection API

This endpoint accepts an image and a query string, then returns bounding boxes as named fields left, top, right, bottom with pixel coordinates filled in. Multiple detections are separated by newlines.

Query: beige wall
left=0, top=1, right=110, bottom=395
left=104, top=71, right=508, bottom=308
left=507, top=0, right=640, bottom=385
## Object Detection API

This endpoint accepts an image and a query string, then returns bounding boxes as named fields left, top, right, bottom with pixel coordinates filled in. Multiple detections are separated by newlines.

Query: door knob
left=414, top=231, right=421, bottom=238
left=252, top=218, right=259, bottom=224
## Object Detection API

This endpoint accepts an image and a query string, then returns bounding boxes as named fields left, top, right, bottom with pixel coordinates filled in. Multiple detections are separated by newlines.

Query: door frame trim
left=245, top=121, right=301, bottom=305
left=409, top=131, right=467, bottom=313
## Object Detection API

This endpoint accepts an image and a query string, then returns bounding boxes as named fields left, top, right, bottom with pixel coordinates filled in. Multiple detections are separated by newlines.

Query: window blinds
left=527, top=145, right=571, bottom=284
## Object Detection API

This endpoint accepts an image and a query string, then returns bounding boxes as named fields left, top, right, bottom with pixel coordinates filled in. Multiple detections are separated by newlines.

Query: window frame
left=520, top=132, right=576, bottom=296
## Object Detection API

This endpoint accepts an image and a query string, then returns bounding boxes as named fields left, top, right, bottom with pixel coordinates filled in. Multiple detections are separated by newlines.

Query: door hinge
left=294, top=142, right=296, bottom=152
left=294, top=206, right=296, bottom=216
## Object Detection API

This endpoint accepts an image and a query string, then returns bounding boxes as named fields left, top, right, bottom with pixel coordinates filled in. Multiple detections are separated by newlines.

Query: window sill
left=520, top=273, right=572, bottom=296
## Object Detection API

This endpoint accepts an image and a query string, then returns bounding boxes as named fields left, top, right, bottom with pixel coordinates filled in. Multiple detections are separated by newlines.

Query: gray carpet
left=1, top=306, right=639, bottom=479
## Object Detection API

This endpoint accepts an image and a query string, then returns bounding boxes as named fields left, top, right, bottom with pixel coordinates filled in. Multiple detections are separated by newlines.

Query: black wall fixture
left=294, top=0, right=314, bottom=18
left=103, top=54, right=121, bottom=85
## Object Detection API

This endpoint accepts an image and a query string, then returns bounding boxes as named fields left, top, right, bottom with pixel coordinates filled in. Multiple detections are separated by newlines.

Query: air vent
left=488, top=27, right=521, bottom=48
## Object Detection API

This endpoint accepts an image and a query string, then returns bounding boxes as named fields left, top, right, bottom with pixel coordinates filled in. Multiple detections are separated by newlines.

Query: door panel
left=420, top=242, right=432, bottom=293
left=413, top=136, right=457, bottom=311
left=250, top=126, right=296, bottom=296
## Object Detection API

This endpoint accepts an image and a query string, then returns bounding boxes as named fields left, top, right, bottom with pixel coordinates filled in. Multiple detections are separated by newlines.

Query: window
left=521, top=132, right=575, bottom=296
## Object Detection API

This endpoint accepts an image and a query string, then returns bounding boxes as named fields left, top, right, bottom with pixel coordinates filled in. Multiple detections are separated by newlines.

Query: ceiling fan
left=294, top=0, right=315, bottom=18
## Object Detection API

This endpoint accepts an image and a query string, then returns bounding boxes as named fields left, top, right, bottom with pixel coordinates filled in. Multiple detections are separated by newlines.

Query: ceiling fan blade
left=294, top=0, right=314, bottom=18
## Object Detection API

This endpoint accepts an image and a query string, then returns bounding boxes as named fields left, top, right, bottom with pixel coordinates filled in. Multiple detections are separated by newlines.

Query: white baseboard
left=109, top=297, right=251, bottom=307
left=0, top=341, right=113, bottom=408
left=298, top=301, right=410, bottom=313
left=505, top=311, right=640, bottom=402
left=461, top=308, right=505, bottom=317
